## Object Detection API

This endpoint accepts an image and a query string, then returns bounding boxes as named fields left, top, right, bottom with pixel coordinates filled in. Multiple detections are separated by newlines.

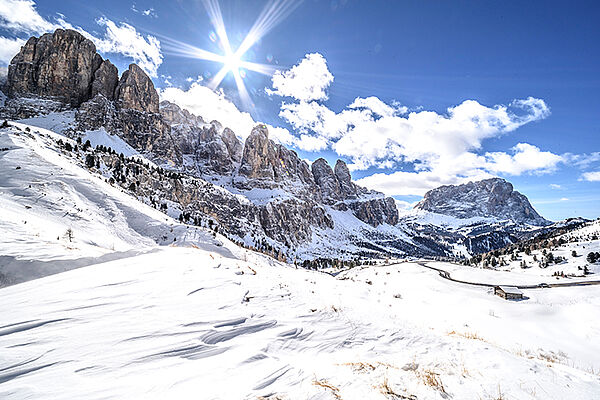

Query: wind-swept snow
left=1, top=124, right=600, bottom=399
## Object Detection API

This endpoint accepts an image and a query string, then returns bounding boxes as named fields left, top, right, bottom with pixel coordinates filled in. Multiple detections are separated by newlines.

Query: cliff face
left=415, top=178, right=550, bottom=226
left=6, top=29, right=102, bottom=107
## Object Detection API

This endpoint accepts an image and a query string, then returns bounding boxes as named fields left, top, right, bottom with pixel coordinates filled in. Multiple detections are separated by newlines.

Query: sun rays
left=162, top=0, right=301, bottom=110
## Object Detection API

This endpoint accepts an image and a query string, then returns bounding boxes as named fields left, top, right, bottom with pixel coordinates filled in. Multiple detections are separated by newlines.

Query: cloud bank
left=267, top=53, right=565, bottom=196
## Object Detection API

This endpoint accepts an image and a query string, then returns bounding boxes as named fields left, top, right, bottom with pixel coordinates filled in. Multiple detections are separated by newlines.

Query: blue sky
left=0, top=0, right=599, bottom=220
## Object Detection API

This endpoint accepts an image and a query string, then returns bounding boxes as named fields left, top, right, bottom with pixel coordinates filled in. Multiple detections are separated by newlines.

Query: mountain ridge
left=0, top=28, right=556, bottom=260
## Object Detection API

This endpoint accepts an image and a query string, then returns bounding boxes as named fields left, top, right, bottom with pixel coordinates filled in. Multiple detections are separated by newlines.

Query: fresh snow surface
left=1, top=123, right=600, bottom=399
left=2, top=251, right=600, bottom=399
left=17, top=110, right=76, bottom=134
left=466, top=219, right=600, bottom=284
left=81, top=128, right=139, bottom=157
left=0, top=125, right=231, bottom=285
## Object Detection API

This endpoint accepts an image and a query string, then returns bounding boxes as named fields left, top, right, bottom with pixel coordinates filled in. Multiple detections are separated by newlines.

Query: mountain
left=2, top=28, right=565, bottom=261
left=415, top=178, right=550, bottom=226
left=1, top=29, right=429, bottom=260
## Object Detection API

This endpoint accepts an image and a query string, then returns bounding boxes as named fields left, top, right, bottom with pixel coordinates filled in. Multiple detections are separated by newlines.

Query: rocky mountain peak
left=415, top=177, right=550, bottom=226
left=239, top=125, right=275, bottom=180
left=6, top=29, right=102, bottom=107
left=312, top=158, right=341, bottom=200
left=114, top=64, right=159, bottom=113
left=334, top=159, right=358, bottom=198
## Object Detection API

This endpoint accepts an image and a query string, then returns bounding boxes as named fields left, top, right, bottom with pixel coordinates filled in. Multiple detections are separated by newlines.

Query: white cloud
left=581, top=171, right=600, bottom=182
left=356, top=169, right=493, bottom=197
left=131, top=4, right=157, bottom=18
left=483, top=143, right=563, bottom=175
left=549, top=184, right=562, bottom=189
left=0, top=0, right=68, bottom=35
left=266, top=53, right=333, bottom=102
left=395, top=199, right=419, bottom=211
left=92, top=17, right=162, bottom=77
left=0, top=1, right=163, bottom=76
left=560, top=197, right=569, bottom=201
left=0, top=36, right=25, bottom=64
left=268, top=53, right=561, bottom=197
left=159, top=80, right=293, bottom=145
left=348, top=96, right=406, bottom=117
left=565, top=152, right=600, bottom=169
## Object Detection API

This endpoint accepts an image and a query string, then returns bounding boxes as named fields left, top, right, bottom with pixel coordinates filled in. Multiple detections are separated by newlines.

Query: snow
left=467, top=219, right=600, bottom=284
left=1, top=123, right=600, bottom=399
left=0, top=124, right=230, bottom=285
left=400, top=208, right=500, bottom=230
left=17, top=110, right=76, bottom=134
left=81, top=128, right=139, bottom=157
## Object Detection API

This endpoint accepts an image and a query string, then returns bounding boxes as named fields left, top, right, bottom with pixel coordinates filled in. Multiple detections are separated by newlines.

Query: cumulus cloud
left=160, top=80, right=293, bottom=145
left=549, top=184, right=562, bottom=189
left=266, top=53, right=563, bottom=197
left=0, top=0, right=68, bottom=35
left=0, top=0, right=163, bottom=76
left=91, top=17, right=162, bottom=77
left=266, top=53, right=333, bottom=101
left=581, top=171, right=600, bottom=182
left=483, top=143, right=563, bottom=175
left=0, top=36, right=25, bottom=64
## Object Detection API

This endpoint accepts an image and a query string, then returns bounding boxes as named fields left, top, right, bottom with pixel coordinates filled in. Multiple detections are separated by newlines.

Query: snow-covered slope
left=0, top=123, right=231, bottom=285
left=1, top=122, right=600, bottom=399
left=467, top=219, right=600, bottom=284
left=2, top=249, right=600, bottom=398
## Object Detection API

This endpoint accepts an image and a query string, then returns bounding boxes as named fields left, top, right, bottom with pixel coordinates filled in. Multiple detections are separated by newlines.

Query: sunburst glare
left=161, top=0, right=301, bottom=110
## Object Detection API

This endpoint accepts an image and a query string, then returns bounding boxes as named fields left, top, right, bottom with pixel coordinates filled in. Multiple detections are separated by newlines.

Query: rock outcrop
left=311, top=158, right=341, bottom=200
left=335, top=159, right=359, bottom=198
left=114, top=64, right=159, bottom=113
left=415, top=178, right=550, bottom=226
left=5, top=29, right=102, bottom=107
left=237, top=125, right=316, bottom=192
left=91, top=59, right=119, bottom=101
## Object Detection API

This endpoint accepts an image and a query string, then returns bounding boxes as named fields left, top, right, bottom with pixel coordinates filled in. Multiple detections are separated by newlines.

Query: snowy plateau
left=1, top=120, right=600, bottom=399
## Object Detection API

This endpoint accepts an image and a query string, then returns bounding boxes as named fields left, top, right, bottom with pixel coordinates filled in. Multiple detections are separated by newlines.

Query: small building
left=494, top=285, right=523, bottom=300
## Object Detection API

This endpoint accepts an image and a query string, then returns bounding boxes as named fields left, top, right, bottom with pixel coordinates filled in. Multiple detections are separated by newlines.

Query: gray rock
left=6, top=29, right=102, bottom=107
left=415, top=178, right=550, bottom=225
left=311, top=158, right=341, bottom=201
left=114, top=64, right=159, bottom=113
left=335, top=159, right=360, bottom=198
left=239, top=125, right=274, bottom=180
left=91, top=59, right=119, bottom=101
left=222, top=128, right=242, bottom=163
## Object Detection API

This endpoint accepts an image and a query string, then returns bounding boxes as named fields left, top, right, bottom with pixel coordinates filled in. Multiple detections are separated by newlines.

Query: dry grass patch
left=377, top=377, right=417, bottom=400
left=313, top=378, right=342, bottom=399
left=418, top=368, right=446, bottom=395
left=447, top=330, right=485, bottom=341
left=341, top=361, right=376, bottom=373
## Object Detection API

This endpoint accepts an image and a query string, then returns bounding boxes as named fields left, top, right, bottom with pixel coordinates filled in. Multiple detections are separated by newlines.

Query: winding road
left=413, top=261, right=600, bottom=289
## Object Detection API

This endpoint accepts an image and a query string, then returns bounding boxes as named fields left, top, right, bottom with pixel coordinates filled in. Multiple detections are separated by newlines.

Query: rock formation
left=5, top=29, right=101, bottom=107
left=415, top=178, right=550, bottom=226
left=114, top=64, right=159, bottom=113
left=1, top=28, right=406, bottom=258
left=91, top=59, right=119, bottom=101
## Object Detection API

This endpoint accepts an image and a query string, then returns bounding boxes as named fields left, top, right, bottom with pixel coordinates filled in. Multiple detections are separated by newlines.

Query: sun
left=223, top=51, right=241, bottom=74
